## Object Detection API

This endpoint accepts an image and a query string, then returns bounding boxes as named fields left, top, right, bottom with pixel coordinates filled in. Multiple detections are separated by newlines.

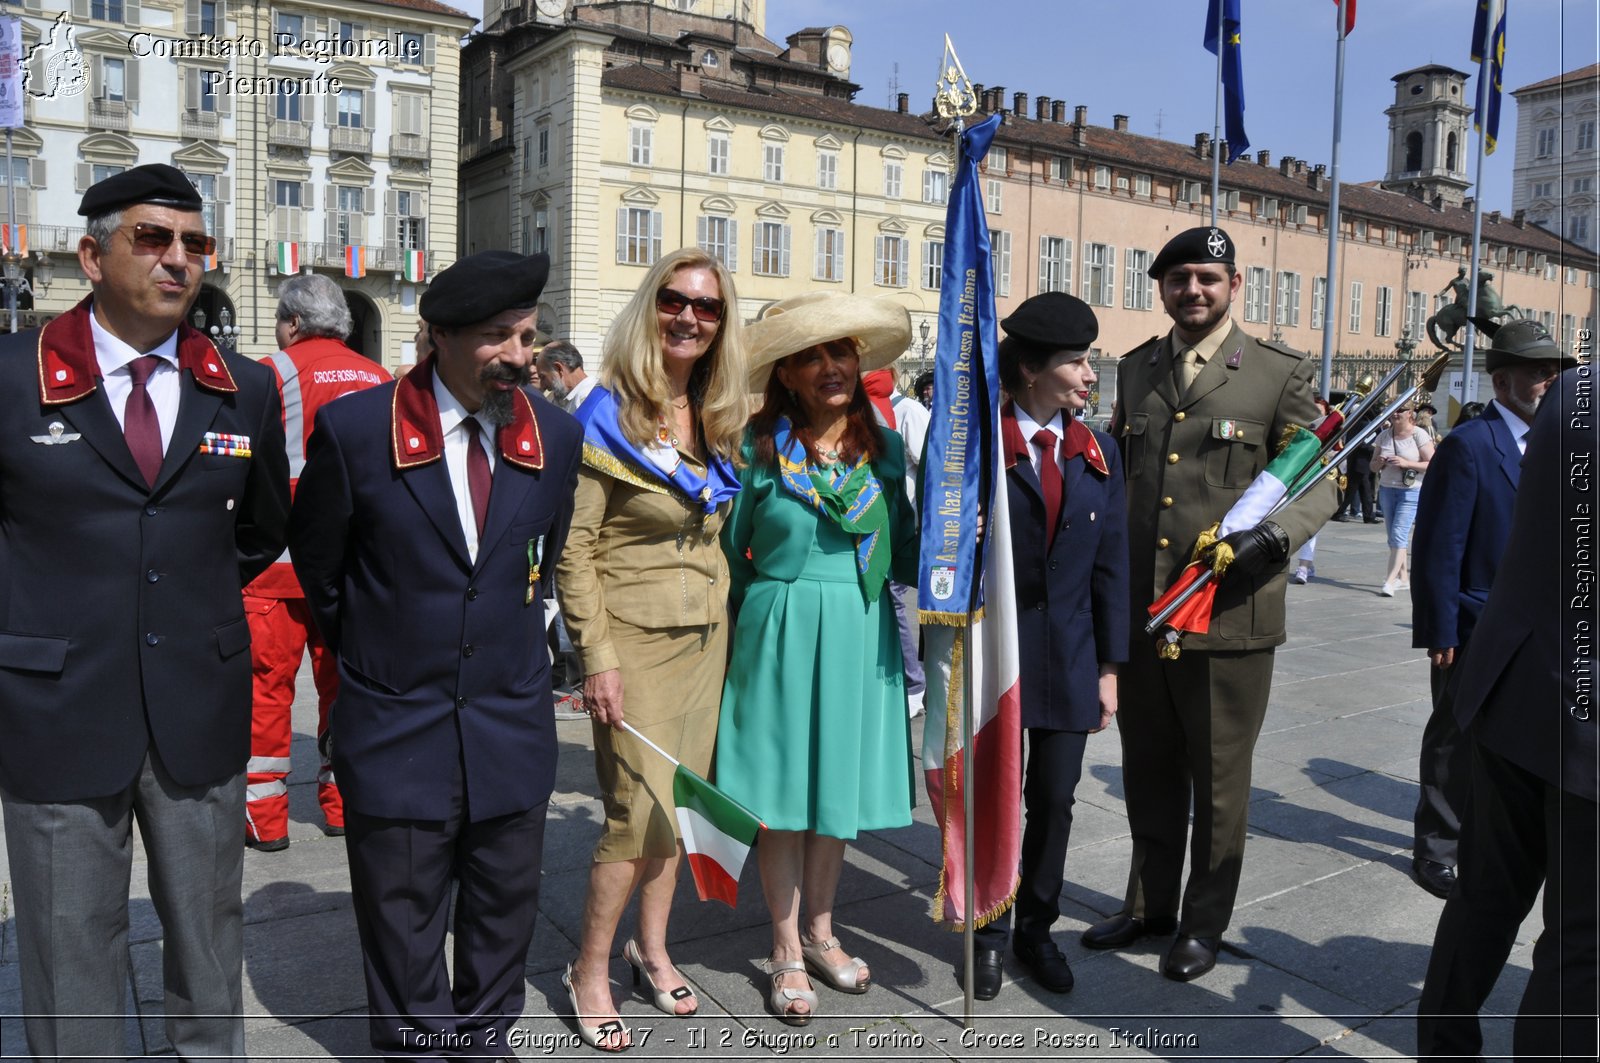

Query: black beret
left=1000, top=291, right=1098, bottom=350
left=78, top=163, right=203, bottom=217
left=420, top=251, right=550, bottom=328
left=1472, top=316, right=1575, bottom=373
left=1148, top=226, right=1236, bottom=279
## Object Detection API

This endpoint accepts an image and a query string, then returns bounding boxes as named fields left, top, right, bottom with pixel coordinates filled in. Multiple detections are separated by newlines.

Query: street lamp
left=918, top=318, right=931, bottom=362
left=209, top=306, right=238, bottom=352
left=1, top=254, right=28, bottom=334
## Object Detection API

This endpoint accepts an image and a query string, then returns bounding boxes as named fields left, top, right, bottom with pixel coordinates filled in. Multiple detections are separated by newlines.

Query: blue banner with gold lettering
left=918, top=113, right=1003, bottom=625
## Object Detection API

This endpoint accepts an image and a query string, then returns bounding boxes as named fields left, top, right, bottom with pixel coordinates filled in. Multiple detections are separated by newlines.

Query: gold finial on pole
left=934, top=34, right=978, bottom=121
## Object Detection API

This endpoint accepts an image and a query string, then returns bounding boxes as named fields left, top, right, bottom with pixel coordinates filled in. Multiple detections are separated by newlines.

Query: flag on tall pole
left=917, top=108, right=1022, bottom=931
left=1332, top=0, right=1356, bottom=34
left=1203, top=0, right=1249, bottom=163
left=1470, top=0, right=1506, bottom=153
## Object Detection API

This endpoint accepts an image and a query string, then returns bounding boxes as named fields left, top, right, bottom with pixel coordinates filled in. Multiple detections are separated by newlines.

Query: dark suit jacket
left=1455, top=369, right=1599, bottom=803
left=289, top=357, right=582, bottom=822
left=1002, top=405, right=1129, bottom=731
left=1411, top=403, right=1521, bottom=652
left=1112, top=322, right=1339, bottom=652
left=0, top=299, right=289, bottom=802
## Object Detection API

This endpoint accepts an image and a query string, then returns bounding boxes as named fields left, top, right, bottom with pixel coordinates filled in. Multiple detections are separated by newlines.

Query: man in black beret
left=0, top=163, right=289, bottom=1057
left=1093, top=226, right=1339, bottom=980
left=1409, top=317, right=1575, bottom=907
left=289, top=250, right=583, bottom=1056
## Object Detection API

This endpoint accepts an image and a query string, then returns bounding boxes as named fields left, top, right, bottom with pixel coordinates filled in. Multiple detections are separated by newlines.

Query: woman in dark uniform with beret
left=968, top=292, right=1130, bottom=1000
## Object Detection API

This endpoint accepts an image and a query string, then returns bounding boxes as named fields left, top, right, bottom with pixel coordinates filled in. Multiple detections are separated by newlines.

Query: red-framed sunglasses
left=124, top=222, right=217, bottom=257
left=656, top=287, right=725, bottom=323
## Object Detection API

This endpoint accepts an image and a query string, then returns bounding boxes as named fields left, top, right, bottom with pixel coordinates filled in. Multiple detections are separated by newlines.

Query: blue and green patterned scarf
left=773, top=417, right=890, bottom=603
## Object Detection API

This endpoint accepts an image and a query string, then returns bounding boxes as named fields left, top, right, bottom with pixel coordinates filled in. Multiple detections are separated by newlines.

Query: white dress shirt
left=562, top=374, right=597, bottom=415
left=91, top=307, right=181, bottom=454
left=433, top=372, right=499, bottom=564
left=1490, top=398, right=1532, bottom=455
left=1012, top=405, right=1066, bottom=480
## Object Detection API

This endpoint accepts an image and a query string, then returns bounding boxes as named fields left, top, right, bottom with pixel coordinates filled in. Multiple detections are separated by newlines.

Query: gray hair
left=540, top=339, right=584, bottom=372
left=276, top=274, right=354, bottom=340
left=85, top=209, right=124, bottom=250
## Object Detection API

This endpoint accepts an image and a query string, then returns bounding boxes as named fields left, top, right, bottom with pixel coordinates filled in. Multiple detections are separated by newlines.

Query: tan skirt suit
left=555, top=450, right=731, bottom=862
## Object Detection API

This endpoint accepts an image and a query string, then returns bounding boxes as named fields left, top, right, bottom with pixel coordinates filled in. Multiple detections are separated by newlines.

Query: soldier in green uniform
left=1086, top=227, right=1340, bottom=980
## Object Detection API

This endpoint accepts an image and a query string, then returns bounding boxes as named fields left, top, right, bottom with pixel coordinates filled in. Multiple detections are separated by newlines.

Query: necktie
left=124, top=355, right=163, bottom=487
left=1177, top=347, right=1201, bottom=392
left=1032, top=427, right=1062, bottom=549
left=462, top=416, right=492, bottom=541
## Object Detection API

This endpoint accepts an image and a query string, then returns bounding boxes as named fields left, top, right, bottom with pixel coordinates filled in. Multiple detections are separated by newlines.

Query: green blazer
left=1112, top=322, right=1339, bottom=652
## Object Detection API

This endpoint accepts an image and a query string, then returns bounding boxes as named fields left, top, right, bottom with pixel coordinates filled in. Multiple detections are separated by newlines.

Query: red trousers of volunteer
left=244, top=595, right=342, bottom=842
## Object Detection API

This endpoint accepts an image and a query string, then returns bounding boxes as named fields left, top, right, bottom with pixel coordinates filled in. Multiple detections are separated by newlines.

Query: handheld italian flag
left=276, top=241, right=300, bottom=275
left=403, top=249, right=425, bottom=283
left=620, top=721, right=765, bottom=907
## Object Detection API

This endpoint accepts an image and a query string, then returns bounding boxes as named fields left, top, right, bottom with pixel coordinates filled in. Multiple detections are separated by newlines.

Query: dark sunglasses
left=124, top=222, right=217, bottom=257
left=656, top=287, right=725, bottom=323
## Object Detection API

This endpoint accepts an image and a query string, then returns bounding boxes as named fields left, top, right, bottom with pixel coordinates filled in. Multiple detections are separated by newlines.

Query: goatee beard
left=478, top=365, right=531, bottom=427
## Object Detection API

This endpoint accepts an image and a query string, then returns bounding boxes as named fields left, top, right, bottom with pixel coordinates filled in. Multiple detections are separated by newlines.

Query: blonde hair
left=600, top=248, right=750, bottom=461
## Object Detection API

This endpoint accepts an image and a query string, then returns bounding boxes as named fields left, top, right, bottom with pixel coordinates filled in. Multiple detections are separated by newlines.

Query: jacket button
left=463, top=644, right=475, bottom=657
left=1168, top=453, right=1180, bottom=464
left=1162, top=496, right=1174, bottom=507
left=1049, top=560, right=1058, bottom=571
left=1158, top=537, right=1170, bottom=549
left=466, top=587, right=478, bottom=600
left=456, top=696, right=467, bottom=709
left=1035, top=602, right=1045, bottom=611
left=145, top=632, right=160, bottom=646
left=1174, top=412, right=1186, bottom=422
left=146, top=569, right=160, bottom=583
left=144, top=504, right=158, bottom=516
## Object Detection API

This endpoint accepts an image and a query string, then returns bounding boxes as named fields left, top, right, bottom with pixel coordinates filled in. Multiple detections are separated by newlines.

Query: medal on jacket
left=526, top=535, right=545, bottom=605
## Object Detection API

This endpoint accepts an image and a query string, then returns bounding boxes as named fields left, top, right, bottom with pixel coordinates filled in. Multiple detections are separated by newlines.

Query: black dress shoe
left=1411, top=857, right=1457, bottom=899
left=1081, top=913, right=1178, bottom=950
left=1163, top=935, right=1219, bottom=981
left=965, top=948, right=1003, bottom=1001
left=245, top=835, right=289, bottom=853
left=1013, top=936, right=1074, bottom=993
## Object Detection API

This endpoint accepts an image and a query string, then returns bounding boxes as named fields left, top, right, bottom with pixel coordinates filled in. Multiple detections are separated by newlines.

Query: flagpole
left=1210, top=0, right=1224, bottom=226
left=1319, top=0, right=1350, bottom=397
left=1463, top=0, right=1499, bottom=407
left=617, top=720, right=682, bottom=770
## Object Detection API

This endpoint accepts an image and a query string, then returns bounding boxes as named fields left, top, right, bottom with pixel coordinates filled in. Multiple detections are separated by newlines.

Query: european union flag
left=1470, top=0, right=1506, bottom=154
left=1203, top=0, right=1249, bottom=163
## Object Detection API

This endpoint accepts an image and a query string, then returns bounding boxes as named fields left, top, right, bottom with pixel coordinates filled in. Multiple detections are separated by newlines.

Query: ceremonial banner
left=403, top=249, right=425, bottom=283
left=1470, top=0, right=1506, bottom=153
left=276, top=241, right=299, bottom=275
left=1203, top=0, right=1249, bottom=162
left=344, top=244, right=366, bottom=278
left=917, top=112, right=1022, bottom=930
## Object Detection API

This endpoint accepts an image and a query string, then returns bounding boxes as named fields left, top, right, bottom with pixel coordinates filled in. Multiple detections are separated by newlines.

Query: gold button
left=1158, top=537, right=1170, bottom=549
left=1162, top=496, right=1174, bottom=507
left=1174, top=411, right=1186, bottom=422
left=1168, top=453, right=1180, bottom=464
left=1236, top=430, right=1245, bottom=440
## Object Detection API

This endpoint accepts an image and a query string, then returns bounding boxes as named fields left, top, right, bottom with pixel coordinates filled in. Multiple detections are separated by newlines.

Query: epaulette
left=1124, top=335, right=1160, bottom=360
left=1258, top=337, right=1309, bottom=360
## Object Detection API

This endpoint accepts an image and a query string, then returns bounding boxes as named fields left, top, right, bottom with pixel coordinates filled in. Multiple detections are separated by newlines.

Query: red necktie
left=124, top=355, right=163, bottom=487
left=462, top=416, right=492, bottom=541
left=1033, top=427, right=1062, bottom=549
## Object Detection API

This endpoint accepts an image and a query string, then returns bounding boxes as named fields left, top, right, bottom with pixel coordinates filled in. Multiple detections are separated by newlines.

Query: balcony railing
left=88, top=99, right=130, bottom=132
left=263, top=241, right=434, bottom=275
left=329, top=126, right=374, bottom=155
left=267, top=120, right=311, bottom=149
left=389, top=133, right=430, bottom=160
left=182, top=111, right=221, bottom=140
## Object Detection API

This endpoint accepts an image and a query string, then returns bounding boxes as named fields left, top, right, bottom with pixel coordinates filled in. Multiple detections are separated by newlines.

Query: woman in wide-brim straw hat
left=713, top=293, right=920, bottom=1025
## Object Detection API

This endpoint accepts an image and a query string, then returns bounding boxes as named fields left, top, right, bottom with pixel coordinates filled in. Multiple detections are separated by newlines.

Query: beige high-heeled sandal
left=800, top=934, right=870, bottom=994
left=623, top=938, right=698, bottom=1016
left=761, top=958, right=817, bottom=1026
left=562, top=964, right=631, bottom=1053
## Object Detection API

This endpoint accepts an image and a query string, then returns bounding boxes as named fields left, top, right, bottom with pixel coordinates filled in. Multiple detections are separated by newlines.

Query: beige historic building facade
left=459, top=0, right=1596, bottom=400
left=1512, top=63, right=1600, bottom=256
left=8, top=0, right=473, bottom=368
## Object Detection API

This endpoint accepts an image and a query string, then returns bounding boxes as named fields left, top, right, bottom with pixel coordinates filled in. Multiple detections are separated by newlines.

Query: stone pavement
left=0, top=518, right=1540, bottom=1061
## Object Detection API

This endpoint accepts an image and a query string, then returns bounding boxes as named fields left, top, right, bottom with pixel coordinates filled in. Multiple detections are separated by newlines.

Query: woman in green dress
left=715, top=294, right=919, bottom=1025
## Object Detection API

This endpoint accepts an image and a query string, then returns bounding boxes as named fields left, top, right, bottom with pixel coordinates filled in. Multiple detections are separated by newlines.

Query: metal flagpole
left=1463, top=0, right=1498, bottom=406
left=1319, top=0, right=1350, bottom=396
left=1210, top=0, right=1224, bottom=226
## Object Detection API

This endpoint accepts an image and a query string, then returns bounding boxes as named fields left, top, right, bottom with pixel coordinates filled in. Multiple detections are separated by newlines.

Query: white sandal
left=761, top=958, right=817, bottom=1026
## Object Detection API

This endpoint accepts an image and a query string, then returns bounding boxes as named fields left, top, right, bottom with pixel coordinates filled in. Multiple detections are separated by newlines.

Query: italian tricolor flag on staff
left=276, top=241, right=299, bottom=275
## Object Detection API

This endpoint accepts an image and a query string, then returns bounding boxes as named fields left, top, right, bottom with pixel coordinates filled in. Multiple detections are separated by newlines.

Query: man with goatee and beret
left=1095, top=226, right=1339, bottom=981
left=0, top=163, right=289, bottom=1059
left=290, top=250, right=583, bottom=1058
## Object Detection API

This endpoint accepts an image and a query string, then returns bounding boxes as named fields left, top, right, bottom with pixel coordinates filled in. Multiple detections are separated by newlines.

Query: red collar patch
left=38, top=298, right=237, bottom=405
left=390, top=355, right=544, bottom=472
left=999, top=399, right=1108, bottom=476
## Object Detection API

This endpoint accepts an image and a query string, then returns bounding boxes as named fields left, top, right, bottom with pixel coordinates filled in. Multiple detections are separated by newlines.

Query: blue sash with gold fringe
left=576, top=386, right=739, bottom=513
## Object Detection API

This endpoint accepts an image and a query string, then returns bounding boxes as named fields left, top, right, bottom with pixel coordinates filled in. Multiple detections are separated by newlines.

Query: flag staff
left=1319, top=0, right=1352, bottom=397
left=1209, top=0, right=1224, bottom=225
left=1463, top=0, right=1503, bottom=407
left=933, top=34, right=981, bottom=1026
